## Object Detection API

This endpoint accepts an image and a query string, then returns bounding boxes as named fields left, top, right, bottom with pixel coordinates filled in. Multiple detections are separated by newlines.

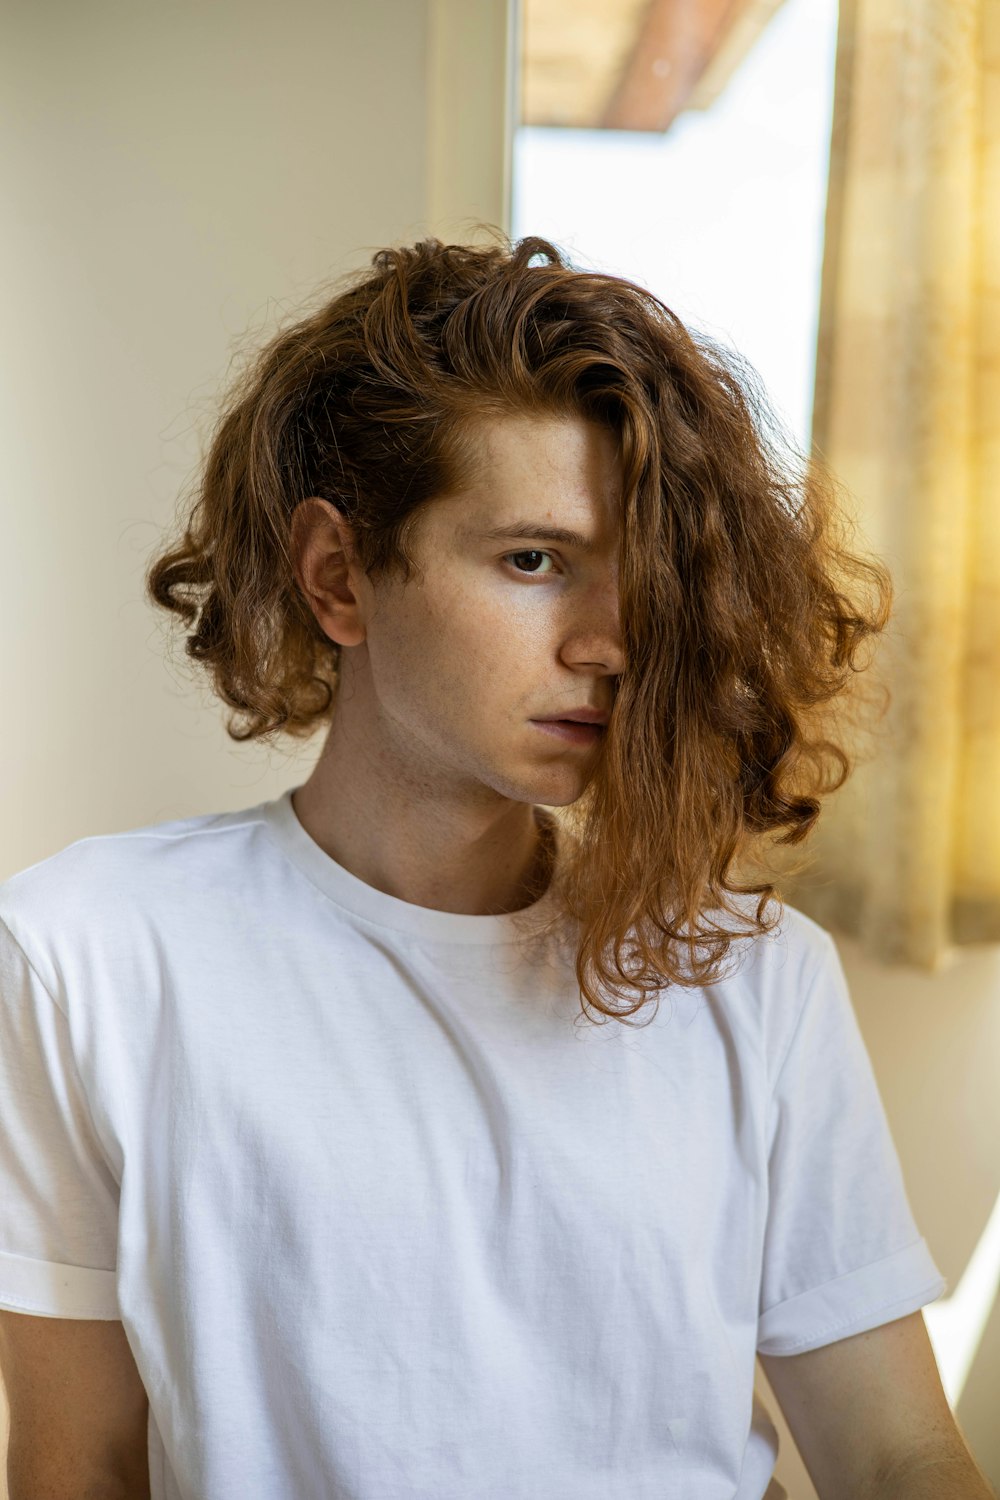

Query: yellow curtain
left=777, top=0, right=1000, bottom=967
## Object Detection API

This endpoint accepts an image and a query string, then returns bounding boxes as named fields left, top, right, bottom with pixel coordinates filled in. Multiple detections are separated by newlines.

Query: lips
left=531, top=719, right=604, bottom=746
left=538, top=711, right=609, bottom=727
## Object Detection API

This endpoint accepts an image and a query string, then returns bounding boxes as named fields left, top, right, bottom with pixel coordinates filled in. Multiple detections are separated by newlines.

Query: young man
left=0, top=235, right=991, bottom=1500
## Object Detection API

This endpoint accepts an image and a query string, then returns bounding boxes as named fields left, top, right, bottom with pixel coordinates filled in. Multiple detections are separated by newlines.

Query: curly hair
left=146, top=229, right=892, bottom=1027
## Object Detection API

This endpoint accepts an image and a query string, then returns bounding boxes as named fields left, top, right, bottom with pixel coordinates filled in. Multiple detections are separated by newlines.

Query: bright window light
left=512, top=0, right=839, bottom=453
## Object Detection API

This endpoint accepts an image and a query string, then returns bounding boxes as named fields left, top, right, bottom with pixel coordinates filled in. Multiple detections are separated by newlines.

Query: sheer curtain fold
left=780, top=0, right=1000, bottom=966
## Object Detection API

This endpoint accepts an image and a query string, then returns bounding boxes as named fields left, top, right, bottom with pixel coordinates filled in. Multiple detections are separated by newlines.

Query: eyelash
left=503, top=549, right=559, bottom=577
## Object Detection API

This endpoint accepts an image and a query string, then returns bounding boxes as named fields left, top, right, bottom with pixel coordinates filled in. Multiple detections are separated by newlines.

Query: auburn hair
left=146, top=229, right=892, bottom=1027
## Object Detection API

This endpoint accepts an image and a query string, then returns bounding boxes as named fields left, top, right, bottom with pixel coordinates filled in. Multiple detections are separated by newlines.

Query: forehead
left=447, top=411, right=623, bottom=542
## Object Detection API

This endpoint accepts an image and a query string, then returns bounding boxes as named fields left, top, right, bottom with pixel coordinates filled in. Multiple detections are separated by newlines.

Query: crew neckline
left=260, top=786, right=562, bottom=946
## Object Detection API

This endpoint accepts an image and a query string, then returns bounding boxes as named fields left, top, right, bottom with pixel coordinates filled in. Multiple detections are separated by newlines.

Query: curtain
left=776, top=0, right=1000, bottom=967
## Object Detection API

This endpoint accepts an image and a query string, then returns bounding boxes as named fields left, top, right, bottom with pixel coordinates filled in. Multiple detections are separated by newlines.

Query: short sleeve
left=757, top=930, right=947, bottom=1355
left=0, top=914, right=120, bottom=1319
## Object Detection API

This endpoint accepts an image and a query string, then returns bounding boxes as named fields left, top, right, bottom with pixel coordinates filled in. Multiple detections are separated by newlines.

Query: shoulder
left=704, top=895, right=839, bottom=1081
left=762, top=898, right=835, bottom=974
left=714, top=893, right=835, bottom=989
left=0, top=799, right=273, bottom=981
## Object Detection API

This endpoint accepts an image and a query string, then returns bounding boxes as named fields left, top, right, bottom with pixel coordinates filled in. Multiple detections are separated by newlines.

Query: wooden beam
left=602, top=0, right=744, bottom=132
left=520, top=0, right=792, bottom=133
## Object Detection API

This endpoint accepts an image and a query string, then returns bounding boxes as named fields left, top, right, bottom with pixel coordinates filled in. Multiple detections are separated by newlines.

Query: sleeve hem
left=0, top=1246, right=119, bottom=1319
left=756, top=1236, right=947, bottom=1355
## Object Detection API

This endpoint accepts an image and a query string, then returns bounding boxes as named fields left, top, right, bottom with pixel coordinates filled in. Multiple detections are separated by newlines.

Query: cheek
left=369, top=574, right=541, bottom=729
left=424, top=579, right=525, bottom=672
left=368, top=595, right=497, bottom=719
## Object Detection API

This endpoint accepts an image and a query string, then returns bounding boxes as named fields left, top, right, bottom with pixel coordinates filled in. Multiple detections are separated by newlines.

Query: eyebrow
left=470, top=522, right=597, bottom=554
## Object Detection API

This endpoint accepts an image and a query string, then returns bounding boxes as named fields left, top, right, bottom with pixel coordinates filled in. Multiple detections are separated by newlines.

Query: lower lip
left=531, top=719, right=605, bottom=745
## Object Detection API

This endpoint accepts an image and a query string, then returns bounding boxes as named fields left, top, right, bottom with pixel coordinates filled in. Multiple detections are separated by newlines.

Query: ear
left=289, top=497, right=368, bottom=647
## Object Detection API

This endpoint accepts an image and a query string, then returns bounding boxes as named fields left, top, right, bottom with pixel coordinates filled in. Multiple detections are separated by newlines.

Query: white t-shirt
left=0, top=787, right=946, bottom=1500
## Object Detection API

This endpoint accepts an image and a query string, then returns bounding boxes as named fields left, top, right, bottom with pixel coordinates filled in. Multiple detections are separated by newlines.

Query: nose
left=561, top=576, right=624, bottom=675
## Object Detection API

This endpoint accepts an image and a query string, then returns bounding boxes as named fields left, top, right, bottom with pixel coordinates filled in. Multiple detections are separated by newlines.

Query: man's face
left=335, top=409, right=625, bottom=812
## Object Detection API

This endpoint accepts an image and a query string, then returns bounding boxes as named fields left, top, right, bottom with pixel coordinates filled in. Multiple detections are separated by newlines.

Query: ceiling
left=520, top=0, right=791, bottom=132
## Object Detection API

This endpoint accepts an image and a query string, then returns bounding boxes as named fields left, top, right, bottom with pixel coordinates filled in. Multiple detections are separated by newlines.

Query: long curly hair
left=146, top=229, right=892, bottom=1027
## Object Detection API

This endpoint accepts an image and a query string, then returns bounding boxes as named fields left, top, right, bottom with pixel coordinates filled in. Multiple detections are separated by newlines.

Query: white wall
left=0, top=0, right=511, bottom=879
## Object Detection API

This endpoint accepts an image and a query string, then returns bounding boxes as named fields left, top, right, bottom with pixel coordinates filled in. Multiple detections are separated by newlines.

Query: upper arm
left=0, top=1310, right=150, bottom=1499
left=758, top=1310, right=978, bottom=1499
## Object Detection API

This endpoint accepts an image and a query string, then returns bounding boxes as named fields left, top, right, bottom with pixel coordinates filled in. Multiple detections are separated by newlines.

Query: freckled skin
left=289, top=411, right=625, bottom=916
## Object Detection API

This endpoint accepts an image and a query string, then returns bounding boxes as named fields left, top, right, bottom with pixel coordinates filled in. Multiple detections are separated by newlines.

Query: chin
left=529, top=773, right=594, bottom=806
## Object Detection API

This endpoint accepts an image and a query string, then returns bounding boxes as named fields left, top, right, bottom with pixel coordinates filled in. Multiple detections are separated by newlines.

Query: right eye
left=503, top=550, right=558, bottom=576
